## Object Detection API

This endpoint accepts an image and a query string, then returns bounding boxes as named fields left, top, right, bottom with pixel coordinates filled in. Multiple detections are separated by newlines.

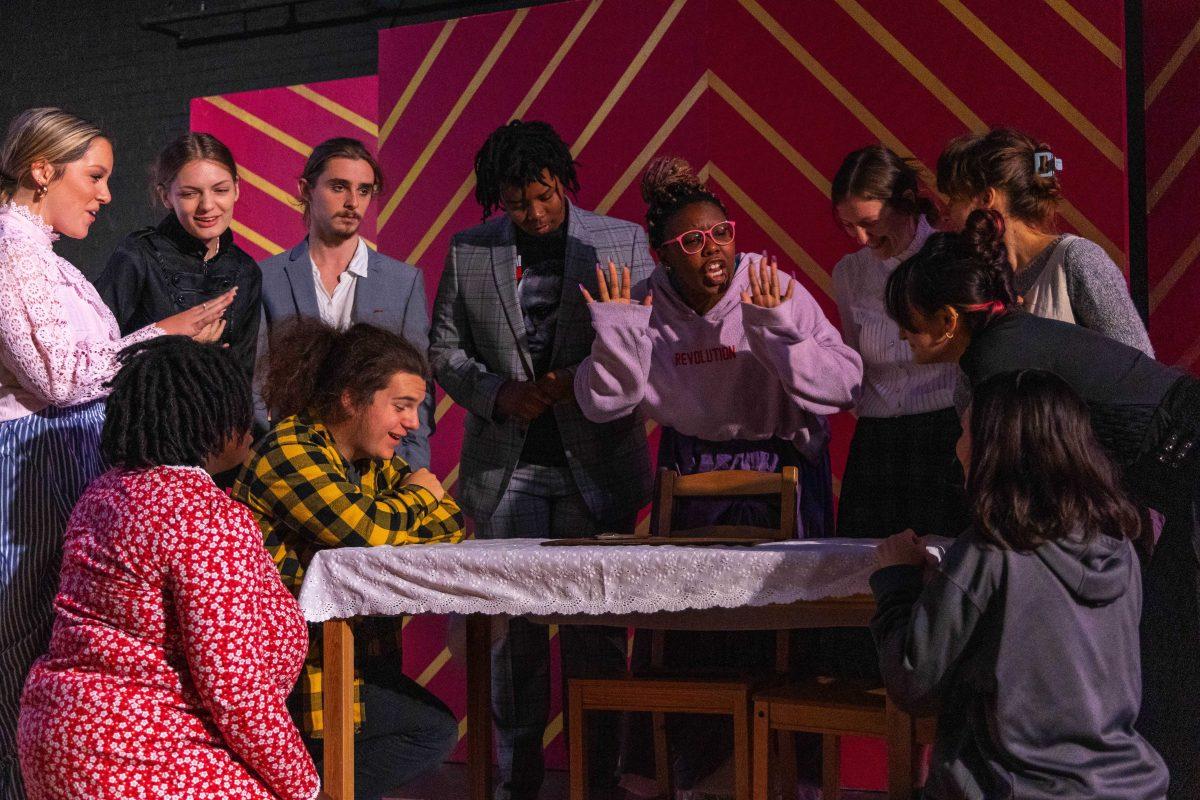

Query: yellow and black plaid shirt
left=232, top=415, right=464, bottom=738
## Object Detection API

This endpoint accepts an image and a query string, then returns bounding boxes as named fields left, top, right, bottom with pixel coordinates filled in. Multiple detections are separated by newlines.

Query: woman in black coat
left=95, top=133, right=260, bottom=381
left=884, top=208, right=1199, bottom=799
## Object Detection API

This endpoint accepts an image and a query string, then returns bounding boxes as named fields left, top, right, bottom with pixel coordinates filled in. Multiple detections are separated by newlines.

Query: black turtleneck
left=93, top=213, right=262, bottom=381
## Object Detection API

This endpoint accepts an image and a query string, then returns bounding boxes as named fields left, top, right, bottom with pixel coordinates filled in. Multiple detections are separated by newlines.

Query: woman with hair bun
left=936, top=126, right=1151, bottom=355
left=831, top=144, right=968, bottom=541
left=95, top=132, right=262, bottom=382
left=232, top=317, right=463, bottom=800
left=575, top=155, right=861, bottom=792
left=0, top=108, right=230, bottom=799
left=885, top=208, right=1200, bottom=799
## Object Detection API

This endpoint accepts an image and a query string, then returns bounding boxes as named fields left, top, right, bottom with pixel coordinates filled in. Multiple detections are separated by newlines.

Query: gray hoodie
left=871, top=527, right=1167, bottom=799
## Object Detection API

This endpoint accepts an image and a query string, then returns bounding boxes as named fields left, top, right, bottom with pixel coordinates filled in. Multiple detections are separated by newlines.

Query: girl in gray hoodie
left=871, top=369, right=1167, bottom=800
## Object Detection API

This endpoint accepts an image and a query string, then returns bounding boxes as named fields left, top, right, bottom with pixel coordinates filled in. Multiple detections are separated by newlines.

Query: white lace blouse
left=0, top=203, right=162, bottom=421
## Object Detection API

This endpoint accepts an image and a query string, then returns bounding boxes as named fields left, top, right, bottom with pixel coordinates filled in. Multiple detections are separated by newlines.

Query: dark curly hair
left=967, top=369, right=1142, bottom=550
left=640, top=156, right=728, bottom=249
left=473, top=120, right=580, bottom=219
left=101, top=336, right=252, bottom=469
left=884, top=209, right=1016, bottom=333
left=261, top=317, right=429, bottom=424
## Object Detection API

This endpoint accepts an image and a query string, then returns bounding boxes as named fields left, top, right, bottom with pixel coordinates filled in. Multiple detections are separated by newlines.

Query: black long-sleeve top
left=93, top=214, right=262, bottom=381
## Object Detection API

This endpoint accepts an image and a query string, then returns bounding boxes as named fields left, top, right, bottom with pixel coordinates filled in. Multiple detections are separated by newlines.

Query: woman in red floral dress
left=17, top=337, right=321, bottom=800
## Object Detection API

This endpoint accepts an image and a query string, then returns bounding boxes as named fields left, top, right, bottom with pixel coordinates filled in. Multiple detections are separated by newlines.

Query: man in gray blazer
left=258, top=137, right=434, bottom=469
left=430, top=120, right=654, bottom=800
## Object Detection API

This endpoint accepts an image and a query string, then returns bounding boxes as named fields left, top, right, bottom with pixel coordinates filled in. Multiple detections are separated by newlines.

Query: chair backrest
left=651, top=466, right=799, bottom=541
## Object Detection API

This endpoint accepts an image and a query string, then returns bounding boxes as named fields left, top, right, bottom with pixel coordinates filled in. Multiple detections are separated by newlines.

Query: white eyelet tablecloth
left=296, top=537, right=930, bottom=625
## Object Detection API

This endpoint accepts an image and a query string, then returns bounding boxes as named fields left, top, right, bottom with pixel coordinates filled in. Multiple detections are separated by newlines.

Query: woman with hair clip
left=95, top=132, right=262, bottom=382
left=18, top=337, right=321, bottom=800
left=0, top=107, right=231, bottom=800
left=232, top=318, right=464, bottom=800
left=831, top=144, right=967, bottom=541
left=575, top=156, right=861, bottom=795
left=884, top=209, right=1200, bottom=799
left=937, top=126, right=1151, bottom=355
left=870, top=369, right=1167, bottom=799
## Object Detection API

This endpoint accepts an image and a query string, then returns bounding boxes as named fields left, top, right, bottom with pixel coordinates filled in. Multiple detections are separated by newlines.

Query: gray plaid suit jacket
left=257, top=239, right=435, bottom=468
left=430, top=203, right=655, bottom=522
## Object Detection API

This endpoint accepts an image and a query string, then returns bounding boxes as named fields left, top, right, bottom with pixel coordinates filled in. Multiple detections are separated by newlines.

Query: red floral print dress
left=17, top=466, right=320, bottom=800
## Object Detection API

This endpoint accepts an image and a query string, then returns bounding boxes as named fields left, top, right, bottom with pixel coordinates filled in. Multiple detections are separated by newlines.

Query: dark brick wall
left=1, top=0, right=555, bottom=273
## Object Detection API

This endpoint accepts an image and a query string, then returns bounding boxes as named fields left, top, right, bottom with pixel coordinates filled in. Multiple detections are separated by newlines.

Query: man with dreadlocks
left=430, top=119, right=654, bottom=799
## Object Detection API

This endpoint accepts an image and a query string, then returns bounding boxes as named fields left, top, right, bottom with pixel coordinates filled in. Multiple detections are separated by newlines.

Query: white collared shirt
left=310, top=238, right=369, bottom=331
left=831, top=218, right=959, bottom=418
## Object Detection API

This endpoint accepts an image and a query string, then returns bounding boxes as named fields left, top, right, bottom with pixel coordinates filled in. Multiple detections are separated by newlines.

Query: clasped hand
left=874, top=528, right=937, bottom=570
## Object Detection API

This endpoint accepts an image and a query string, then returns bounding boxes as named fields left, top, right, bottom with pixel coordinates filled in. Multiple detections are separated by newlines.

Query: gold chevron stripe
left=1150, top=227, right=1200, bottom=311
left=572, top=0, right=687, bottom=158
left=1175, top=330, right=1200, bottom=371
left=378, top=11, right=529, bottom=230
left=239, top=165, right=299, bottom=211
left=828, top=0, right=1122, bottom=265
left=444, top=463, right=460, bottom=490
left=1146, top=15, right=1200, bottom=108
left=595, top=73, right=707, bottom=215
left=707, top=162, right=831, bottom=299
left=415, top=646, right=452, bottom=687
left=516, top=0, right=602, bottom=121
left=708, top=73, right=831, bottom=198
left=403, top=2, right=600, bottom=265
left=1148, top=122, right=1200, bottom=212
left=435, top=393, right=456, bottom=423
left=288, top=84, right=378, bottom=137
left=938, top=0, right=1123, bottom=169
left=379, top=19, right=459, bottom=146
left=458, top=715, right=468, bottom=742
left=1043, top=0, right=1122, bottom=67
left=204, top=96, right=312, bottom=157
left=230, top=219, right=284, bottom=255
left=544, top=712, right=563, bottom=747
left=834, top=0, right=984, bottom=132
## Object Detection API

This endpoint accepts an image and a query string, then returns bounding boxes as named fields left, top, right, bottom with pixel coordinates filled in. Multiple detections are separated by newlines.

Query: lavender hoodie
left=574, top=254, right=862, bottom=461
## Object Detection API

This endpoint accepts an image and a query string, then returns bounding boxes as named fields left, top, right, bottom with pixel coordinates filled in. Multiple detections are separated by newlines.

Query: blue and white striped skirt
left=0, top=400, right=105, bottom=800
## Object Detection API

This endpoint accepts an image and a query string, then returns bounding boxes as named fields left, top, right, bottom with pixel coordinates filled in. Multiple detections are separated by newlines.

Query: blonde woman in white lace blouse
left=0, top=108, right=232, bottom=800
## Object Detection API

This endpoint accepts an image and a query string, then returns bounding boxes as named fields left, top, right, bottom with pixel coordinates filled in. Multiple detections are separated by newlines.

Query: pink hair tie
left=962, top=300, right=1009, bottom=315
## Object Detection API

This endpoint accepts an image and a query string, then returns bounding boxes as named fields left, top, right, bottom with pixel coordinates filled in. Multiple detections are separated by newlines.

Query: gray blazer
left=258, top=238, right=435, bottom=469
left=430, top=203, right=655, bottom=522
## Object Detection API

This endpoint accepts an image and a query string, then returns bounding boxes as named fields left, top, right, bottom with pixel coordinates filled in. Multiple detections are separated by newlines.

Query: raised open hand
left=580, top=261, right=652, bottom=306
left=740, top=253, right=794, bottom=308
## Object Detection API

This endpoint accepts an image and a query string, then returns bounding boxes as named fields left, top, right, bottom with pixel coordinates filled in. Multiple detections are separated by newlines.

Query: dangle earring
left=35, top=183, right=47, bottom=200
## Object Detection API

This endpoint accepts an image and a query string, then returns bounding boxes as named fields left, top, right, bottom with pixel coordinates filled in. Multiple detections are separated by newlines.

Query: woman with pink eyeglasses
left=574, top=156, right=861, bottom=795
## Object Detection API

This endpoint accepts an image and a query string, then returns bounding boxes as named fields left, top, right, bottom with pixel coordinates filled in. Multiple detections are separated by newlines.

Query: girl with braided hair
left=18, top=337, right=321, bottom=800
left=575, top=156, right=861, bottom=794
left=885, top=208, right=1200, bottom=799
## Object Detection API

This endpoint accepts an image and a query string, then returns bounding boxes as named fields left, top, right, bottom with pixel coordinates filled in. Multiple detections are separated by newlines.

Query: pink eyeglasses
left=662, top=220, right=736, bottom=255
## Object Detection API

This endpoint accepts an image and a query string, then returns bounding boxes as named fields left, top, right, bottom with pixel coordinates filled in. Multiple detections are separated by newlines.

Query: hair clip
left=1033, top=151, right=1062, bottom=178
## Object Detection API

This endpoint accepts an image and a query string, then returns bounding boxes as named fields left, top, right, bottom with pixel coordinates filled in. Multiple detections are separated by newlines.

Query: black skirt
left=836, top=407, right=969, bottom=539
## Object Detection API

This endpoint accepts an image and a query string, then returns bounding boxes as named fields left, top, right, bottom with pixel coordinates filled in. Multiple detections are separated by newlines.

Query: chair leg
left=886, top=699, right=916, bottom=799
left=652, top=711, right=672, bottom=798
left=752, top=704, right=770, bottom=800
left=568, top=682, right=588, bottom=800
left=733, top=700, right=751, bottom=800
left=821, top=734, right=841, bottom=800
left=776, top=729, right=797, bottom=795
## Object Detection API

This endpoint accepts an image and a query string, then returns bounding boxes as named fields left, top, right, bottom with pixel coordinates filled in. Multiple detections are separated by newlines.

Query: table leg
left=466, top=614, right=493, bottom=800
left=323, top=619, right=355, bottom=800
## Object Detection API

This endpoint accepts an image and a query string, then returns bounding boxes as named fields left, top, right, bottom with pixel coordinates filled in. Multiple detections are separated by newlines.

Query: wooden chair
left=752, top=678, right=936, bottom=800
left=567, top=466, right=799, bottom=800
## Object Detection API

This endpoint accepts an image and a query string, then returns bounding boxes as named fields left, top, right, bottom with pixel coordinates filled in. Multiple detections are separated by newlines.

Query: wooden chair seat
left=753, top=676, right=936, bottom=800
left=565, top=467, right=800, bottom=800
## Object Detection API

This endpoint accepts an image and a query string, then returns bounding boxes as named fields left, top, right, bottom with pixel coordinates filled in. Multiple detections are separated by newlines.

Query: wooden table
left=318, top=596, right=877, bottom=800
